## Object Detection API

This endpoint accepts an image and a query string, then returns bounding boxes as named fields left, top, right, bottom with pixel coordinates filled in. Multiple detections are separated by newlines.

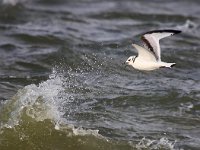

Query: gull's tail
left=160, top=62, right=176, bottom=68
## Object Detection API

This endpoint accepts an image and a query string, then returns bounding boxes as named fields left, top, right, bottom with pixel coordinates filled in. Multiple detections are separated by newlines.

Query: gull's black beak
left=123, top=61, right=128, bottom=68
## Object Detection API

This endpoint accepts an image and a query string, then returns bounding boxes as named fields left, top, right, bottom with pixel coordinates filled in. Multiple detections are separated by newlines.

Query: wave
left=0, top=68, right=64, bottom=128
left=0, top=67, right=181, bottom=150
left=0, top=68, right=110, bottom=149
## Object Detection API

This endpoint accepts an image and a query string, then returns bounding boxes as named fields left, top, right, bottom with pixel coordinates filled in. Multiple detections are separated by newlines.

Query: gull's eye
left=128, top=59, right=131, bottom=61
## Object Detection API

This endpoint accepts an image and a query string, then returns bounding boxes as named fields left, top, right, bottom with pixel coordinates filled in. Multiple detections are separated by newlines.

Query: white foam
left=176, top=20, right=198, bottom=33
left=55, top=123, right=105, bottom=139
left=179, top=102, right=193, bottom=116
left=72, top=127, right=100, bottom=136
left=2, top=0, right=26, bottom=5
left=135, top=137, right=176, bottom=150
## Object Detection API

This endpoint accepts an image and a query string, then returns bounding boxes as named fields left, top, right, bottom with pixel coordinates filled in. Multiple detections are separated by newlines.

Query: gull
left=125, top=30, right=181, bottom=71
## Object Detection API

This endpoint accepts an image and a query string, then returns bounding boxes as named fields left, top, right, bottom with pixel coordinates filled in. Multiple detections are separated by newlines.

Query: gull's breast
left=133, top=59, right=160, bottom=71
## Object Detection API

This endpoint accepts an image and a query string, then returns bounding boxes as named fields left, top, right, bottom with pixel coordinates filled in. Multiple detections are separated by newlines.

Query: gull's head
left=125, top=56, right=137, bottom=66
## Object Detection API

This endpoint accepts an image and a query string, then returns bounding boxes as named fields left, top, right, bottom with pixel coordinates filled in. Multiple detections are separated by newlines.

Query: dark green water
left=0, top=0, right=200, bottom=149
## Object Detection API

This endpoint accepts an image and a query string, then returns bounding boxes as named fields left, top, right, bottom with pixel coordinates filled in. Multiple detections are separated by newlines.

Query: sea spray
left=0, top=68, right=132, bottom=150
left=0, top=68, right=67, bottom=128
left=0, top=67, right=105, bottom=136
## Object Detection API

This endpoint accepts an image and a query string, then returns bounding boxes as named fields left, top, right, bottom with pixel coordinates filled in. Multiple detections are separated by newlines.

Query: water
left=0, top=0, right=200, bottom=149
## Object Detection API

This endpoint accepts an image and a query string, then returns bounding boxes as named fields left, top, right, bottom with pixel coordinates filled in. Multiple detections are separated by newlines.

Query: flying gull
left=125, top=30, right=181, bottom=71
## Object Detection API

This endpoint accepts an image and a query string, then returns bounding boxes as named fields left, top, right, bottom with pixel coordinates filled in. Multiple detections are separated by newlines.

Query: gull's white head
left=125, top=56, right=137, bottom=66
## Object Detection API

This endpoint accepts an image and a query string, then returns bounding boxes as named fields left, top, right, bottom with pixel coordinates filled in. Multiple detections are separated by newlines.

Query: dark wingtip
left=172, top=30, right=182, bottom=34
left=143, top=29, right=182, bottom=35
left=171, top=63, right=176, bottom=68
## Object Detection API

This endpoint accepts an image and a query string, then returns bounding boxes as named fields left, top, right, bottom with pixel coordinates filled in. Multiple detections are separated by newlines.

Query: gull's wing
left=141, top=30, right=181, bottom=61
left=132, top=44, right=157, bottom=62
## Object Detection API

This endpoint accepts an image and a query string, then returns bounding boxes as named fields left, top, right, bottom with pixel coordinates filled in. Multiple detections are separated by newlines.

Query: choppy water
left=0, top=0, right=200, bottom=149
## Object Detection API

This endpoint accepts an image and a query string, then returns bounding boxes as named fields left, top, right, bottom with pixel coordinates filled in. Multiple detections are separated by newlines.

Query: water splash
left=0, top=68, right=66, bottom=127
left=0, top=67, right=106, bottom=139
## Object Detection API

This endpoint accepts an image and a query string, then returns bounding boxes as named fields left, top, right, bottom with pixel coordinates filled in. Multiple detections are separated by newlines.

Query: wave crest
left=1, top=68, right=66, bottom=128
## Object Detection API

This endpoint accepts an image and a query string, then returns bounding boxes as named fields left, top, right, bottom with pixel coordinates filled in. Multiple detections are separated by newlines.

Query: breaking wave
left=0, top=67, right=180, bottom=150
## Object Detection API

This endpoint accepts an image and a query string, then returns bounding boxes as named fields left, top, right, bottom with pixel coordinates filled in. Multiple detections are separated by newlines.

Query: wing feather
left=141, top=30, right=181, bottom=61
left=132, top=44, right=157, bottom=62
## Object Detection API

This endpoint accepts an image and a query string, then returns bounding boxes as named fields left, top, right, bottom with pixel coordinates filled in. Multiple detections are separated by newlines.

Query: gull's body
left=125, top=30, right=181, bottom=71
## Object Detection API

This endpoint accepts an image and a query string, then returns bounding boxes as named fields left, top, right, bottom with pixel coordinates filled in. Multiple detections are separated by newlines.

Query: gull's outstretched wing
left=132, top=44, right=157, bottom=62
left=141, top=30, right=181, bottom=61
